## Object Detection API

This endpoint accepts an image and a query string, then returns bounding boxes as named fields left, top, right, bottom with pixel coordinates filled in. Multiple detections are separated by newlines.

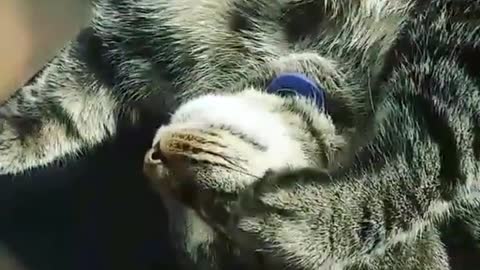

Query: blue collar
left=266, top=73, right=325, bottom=110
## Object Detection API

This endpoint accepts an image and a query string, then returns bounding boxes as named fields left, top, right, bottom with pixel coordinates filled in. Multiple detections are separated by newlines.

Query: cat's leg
left=222, top=165, right=457, bottom=270
left=347, top=228, right=449, bottom=270
left=0, top=43, right=119, bottom=175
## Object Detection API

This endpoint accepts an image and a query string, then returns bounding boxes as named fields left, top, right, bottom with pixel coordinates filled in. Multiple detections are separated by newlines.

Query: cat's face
left=144, top=88, right=347, bottom=227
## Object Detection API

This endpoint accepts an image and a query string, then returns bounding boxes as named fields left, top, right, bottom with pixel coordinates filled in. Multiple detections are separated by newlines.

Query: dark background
left=0, top=118, right=179, bottom=270
left=1, top=3, right=180, bottom=268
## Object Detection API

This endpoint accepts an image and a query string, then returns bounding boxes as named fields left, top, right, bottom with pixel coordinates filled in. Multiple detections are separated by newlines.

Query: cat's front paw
left=228, top=168, right=333, bottom=253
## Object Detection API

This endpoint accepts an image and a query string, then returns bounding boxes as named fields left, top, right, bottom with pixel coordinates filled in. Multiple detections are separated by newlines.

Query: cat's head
left=143, top=83, right=352, bottom=228
left=143, top=0, right=413, bottom=230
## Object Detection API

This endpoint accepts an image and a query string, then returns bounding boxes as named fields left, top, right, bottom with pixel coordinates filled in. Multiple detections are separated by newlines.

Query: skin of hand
left=0, top=0, right=90, bottom=103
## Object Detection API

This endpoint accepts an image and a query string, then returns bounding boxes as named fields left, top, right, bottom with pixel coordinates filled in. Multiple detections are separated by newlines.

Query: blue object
left=266, top=73, right=326, bottom=110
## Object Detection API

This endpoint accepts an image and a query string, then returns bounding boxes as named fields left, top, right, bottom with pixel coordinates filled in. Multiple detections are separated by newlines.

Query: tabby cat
left=1, top=0, right=480, bottom=269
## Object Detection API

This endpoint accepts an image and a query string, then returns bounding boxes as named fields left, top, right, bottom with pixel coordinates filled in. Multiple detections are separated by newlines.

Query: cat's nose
left=143, top=141, right=186, bottom=182
left=144, top=140, right=187, bottom=170
left=144, top=144, right=168, bottom=165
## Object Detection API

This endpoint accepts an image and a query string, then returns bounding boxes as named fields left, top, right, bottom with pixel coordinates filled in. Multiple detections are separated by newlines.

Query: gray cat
left=1, top=0, right=480, bottom=269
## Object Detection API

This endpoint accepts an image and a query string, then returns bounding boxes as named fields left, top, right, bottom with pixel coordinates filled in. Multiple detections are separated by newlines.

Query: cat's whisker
left=219, top=159, right=264, bottom=180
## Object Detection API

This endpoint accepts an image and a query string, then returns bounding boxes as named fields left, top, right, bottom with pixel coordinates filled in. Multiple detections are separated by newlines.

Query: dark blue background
left=0, top=120, right=179, bottom=270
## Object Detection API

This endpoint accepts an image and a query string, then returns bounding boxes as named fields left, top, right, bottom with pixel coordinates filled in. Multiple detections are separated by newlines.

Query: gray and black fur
left=2, top=0, right=480, bottom=269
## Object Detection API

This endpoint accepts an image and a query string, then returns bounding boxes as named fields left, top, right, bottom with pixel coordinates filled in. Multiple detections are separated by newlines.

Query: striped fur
left=1, top=0, right=480, bottom=269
